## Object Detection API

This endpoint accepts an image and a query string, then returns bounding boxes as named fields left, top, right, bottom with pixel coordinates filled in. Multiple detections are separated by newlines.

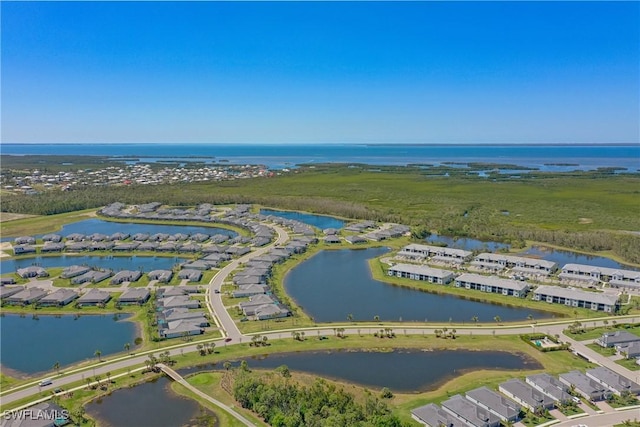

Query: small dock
left=158, top=363, right=256, bottom=427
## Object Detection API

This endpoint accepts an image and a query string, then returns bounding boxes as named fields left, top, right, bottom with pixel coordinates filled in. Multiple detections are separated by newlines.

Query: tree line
left=232, top=366, right=409, bottom=427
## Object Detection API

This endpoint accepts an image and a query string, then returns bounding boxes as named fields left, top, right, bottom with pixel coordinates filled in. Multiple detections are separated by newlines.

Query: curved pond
left=0, top=314, right=137, bottom=375
left=1, top=255, right=185, bottom=274
left=284, top=247, right=551, bottom=323
left=1, top=218, right=237, bottom=242
left=180, top=349, right=540, bottom=393
left=261, top=209, right=345, bottom=230
left=86, top=376, right=218, bottom=427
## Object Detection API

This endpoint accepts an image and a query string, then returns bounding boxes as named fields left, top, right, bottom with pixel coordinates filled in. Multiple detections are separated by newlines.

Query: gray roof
left=411, top=403, right=467, bottom=427
left=388, top=263, right=455, bottom=280
left=499, top=379, right=554, bottom=410
left=562, top=264, right=640, bottom=281
left=456, top=273, right=529, bottom=292
left=403, top=243, right=472, bottom=259
left=6, top=287, right=48, bottom=303
left=442, top=394, right=500, bottom=427
left=0, top=286, right=25, bottom=299
left=526, top=373, right=571, bottom=402
left=77, top=289, right=111, bottom=303
left=534, top=285, right=619, bottom=306
left=586, top=367, right=640, bottom=394
left=39, top=289, right=78, bottom=304
left=475, top=253, right=557, bottom=270
left=118, top=288, right=150, bottom=302
left=465, top=387, right=521, bottom=421
left=597, top=330, right=640, bottom=347
left=559, top=371, right=610, bottom=399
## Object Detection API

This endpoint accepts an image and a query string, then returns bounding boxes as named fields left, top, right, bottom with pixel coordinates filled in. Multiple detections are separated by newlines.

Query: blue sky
left=2, top=1, right=638, bottom=144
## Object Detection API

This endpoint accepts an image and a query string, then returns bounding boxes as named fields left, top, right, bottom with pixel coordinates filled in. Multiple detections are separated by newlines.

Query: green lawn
left=565, top=324, right=640, bottom=341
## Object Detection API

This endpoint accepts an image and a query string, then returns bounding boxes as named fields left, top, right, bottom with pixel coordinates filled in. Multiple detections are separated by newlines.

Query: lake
left=426, top=234, right=510, bottom=252
left=261, top=209, right=345, bottom=230
left=180, top=349, right=540, bottom=393
left=519, top=246, right=638, bottom=271
left=86, top=376, right=218, bottom=427
left=284, top=247, right=550, bottom=323
left=0, top=314, right=138, bottom=375
left=1, top=255, right=185, bottom=274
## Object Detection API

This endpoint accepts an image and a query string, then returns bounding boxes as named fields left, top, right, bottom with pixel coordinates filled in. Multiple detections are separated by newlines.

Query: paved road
left=205, top=224, right=289, bottom=340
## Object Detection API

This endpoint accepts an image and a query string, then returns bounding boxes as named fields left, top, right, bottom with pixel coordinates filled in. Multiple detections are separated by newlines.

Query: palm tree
left=374, top=315, right=380, bottom=323
left=494, top=315, right=501, bottom=325
left=223, top=361, right=232, bottom=370
left=94, top=349, right=102, bottom=361
left=347, top=313, right=354, bottom=322
left=124, top=342, right=131, bottom=353
left=209, top=342, right=216, bottom=354
left=53, top=361, right=60, bottom=375
left=471, top=316, right=479, bottom=324
left=106, top=371, right=111, bottom=384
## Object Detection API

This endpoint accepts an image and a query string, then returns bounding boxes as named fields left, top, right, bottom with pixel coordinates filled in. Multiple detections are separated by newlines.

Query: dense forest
left=2, top=167, right=639, bottom=264
left=232, top=366, right=410, bottom=427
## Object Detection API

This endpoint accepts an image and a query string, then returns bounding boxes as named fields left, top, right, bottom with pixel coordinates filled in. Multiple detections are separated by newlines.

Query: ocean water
left=2, top=143, right=639, bottom=171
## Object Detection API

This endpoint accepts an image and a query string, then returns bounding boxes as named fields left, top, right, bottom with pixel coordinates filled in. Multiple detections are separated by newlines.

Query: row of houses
left=155, top=287, right=208, bottom=339
left=388, top=263, right=620, bottom=312
left=559, top=263, right=640, bottom=290
left=413, top=368, right=640, bottom=427
left=0, top=286, right=150, bottom=307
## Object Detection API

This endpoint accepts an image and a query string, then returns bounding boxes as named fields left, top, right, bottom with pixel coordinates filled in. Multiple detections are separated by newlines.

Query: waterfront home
left=77, top=289, right=111, bottom=306
left=112, top=242, right=140, bottom=251
left=89, top=233, right=109, bottom=242
left=132, top=233, right=150, bottom=241
left=137, top=242, right=159, bottom=251
left=210, top=234, right=230, bottom=244
left=532, top=285, right=619, bottom=312
left=239, top=294, right=277, bottom=316
left=498, top=379, right=555, bottom=413
left=110, top=270, right=143, bottom=285
left=387, top=263, right=455, bottom=285
left=345, top=235, right=367, bottom=244
left=41, top=242, right=65, bottom=252
left=177, top=269, right=202, bottom=282
left=560, top=263, right=640, bottom=289
left=42, top=233, right=63, bottom=242
left=454, top=273, right=529, bottom=297
left=525, top=373, right=571, bottom=404
left=118, top=288, right=151, bottom=305
left=109, top=232, right=130, bottom=241
left=160, top=319, right=204, bottom=339
left=324, top=236, right=341, bottom=244
left=399, top=243, right=472, bottom=265
left=61, top=266, right=90, bottom=279
left=232, top=284, right=268, bottom=297
left=254, top=303, right=290, bottom=320
left=158, top=295, right=200, bottom=309
left=149, top=233, right=170, bottom=242
left=65, top=241, right=91, bottom=251
left=148, top=269, right=173, bottom=283
left=157, top=242, right=178, bottom=252
left=586, top=367, right=640, bottom=396
left=411, top=403, right=467, bottom=427
left=442, top=394, right=501, bottom=427
left=38, top=289, right=79, bottom=307
left=4, top=287, right=48, bottom=305
left=13, top=245, right=36, bottom=255
left=191, top=233, right=210, bottom=242
left=596, top=330, right=640, bottom=348
left=90, top=241, right=114, bottom=250
left=66, top=233, right=85, bottom=241
left=16, top=266, right=49, bottom=279
left=14, top=236, right=36, bottom=245
left=0, top=286, right=25, bottom=300
left=178, top=243, right=201, bottom=253
left=559, top=370, right=612, bottom=402
left=71, top=270, right=113, bottom=285
left=465, top=387, right=521, bottom=423
left=472, top=253, right=557, bottom=276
